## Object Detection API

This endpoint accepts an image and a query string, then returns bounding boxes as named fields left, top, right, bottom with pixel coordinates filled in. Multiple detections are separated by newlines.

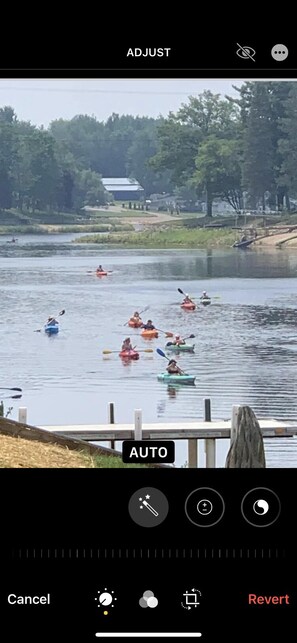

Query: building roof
left=102, top=177, right=144, bottom=192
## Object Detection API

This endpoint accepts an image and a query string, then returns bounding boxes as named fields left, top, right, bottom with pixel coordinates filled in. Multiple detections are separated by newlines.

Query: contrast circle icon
left=253, top=499, right=269, bottom=515
left=241, top=488, right=281, bottom=527
left=271, top=44, right=288, bottom=61
left=185, top=487, right=225, bottom=527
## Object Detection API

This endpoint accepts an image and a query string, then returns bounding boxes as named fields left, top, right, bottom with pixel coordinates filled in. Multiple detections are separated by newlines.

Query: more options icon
left=241, top=488, right=281, bottom=527
left=185, top=487, right=225, bottom=527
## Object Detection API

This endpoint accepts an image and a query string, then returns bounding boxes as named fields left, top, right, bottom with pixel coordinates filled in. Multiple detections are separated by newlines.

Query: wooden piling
left=134, top=410, right=142, bottom=440
left=204, top=398, right=216, bottom=468
left=108, top=403, right=115, bottom=449
left=225, top=405, right=266, bottom=468
left=18, top=407, right=27, bottom=424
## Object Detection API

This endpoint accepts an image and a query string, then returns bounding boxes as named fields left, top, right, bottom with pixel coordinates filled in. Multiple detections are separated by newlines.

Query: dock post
left=231, top=405, right=239, bottom=440
left=108, top=403, right=115, bottom=449
left=134, top=409, right=142, bottom=440
left=188, top=399, right=199, bottom=467
left=204, top=398, right=216, bottom=468
left=18, top=407, right=27, bottom=424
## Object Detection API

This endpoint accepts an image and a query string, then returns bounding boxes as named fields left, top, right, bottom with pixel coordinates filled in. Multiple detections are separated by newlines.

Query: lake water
left=1, top=233, right=297, bottom=467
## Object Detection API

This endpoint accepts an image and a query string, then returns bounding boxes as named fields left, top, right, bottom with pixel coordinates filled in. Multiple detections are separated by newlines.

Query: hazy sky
left=0, top=79, right=246, bottom=127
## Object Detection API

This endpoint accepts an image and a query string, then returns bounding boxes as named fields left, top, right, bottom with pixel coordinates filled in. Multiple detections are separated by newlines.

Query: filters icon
left=139, top=590, right=159, bottom=608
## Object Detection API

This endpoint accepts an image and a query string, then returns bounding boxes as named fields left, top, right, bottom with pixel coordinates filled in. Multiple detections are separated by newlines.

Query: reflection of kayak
left=200, top=298, right=211, bottom=305
left=119, top=349, right=139, bottom=360
left=181, top=302, right=196, bottom=310
left=128, top=320, right=142, bottom=328
left=166, top=343, right=195, bottom=353
left=141, top=329, right=158, bottom=338
left=44, top=323, right=59, bottom=334
left=96, top=270, right=108, bottom=276
left=157, top=373, right=196, bottom=384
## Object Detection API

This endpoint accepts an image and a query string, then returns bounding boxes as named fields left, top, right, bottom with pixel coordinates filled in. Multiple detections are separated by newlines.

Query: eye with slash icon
left=94, top=589, right=117, bottom=615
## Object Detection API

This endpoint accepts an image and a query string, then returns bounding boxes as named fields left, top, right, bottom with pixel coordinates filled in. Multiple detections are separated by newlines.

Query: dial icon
left=99, top=592, right=113, bottom=606
left=95, top=588, right=117, bottom=614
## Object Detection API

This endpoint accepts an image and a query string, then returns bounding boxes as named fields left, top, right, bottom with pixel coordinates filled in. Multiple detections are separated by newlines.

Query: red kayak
left=181, top=302, right=196, bottom=310
left=96, top=270, right=108, bottom=276
left=119, top=349, right=139, bottom=360
left=128, top=320, right=143, bottom=328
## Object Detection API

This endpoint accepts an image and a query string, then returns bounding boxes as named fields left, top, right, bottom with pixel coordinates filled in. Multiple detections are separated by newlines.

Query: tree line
left=1, top=81, right=297, bottom=216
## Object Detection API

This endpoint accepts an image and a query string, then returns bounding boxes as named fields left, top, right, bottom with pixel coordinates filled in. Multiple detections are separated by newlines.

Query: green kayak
left=157, top=373, right=196, bottom=384
left=166, top=342, right=195, bottom=353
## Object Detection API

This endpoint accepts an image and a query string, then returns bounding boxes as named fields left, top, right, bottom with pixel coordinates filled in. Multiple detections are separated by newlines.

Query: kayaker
left=141, top=319, right=156, bottom=330
left=47, top=316, right=58, bottom=326
left=183, top=294, right=194, bottom=304
left=130, top=311, right=142, bottom=324
left=97, top=265, right=104, bottom=272
left=173, top=334, right=186, bottom=346
left=122, top=337, right=133, bottom=351
left=200, top=290, right=209, bottom=299
left=166, top=359, right=182, bottom=375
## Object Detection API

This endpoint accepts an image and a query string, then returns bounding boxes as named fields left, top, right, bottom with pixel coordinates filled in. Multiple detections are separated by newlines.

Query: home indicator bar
left=95, top=634, right=202, bottom=639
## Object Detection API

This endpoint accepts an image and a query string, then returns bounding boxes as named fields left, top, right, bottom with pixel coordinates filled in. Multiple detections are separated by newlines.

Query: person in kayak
left=47, top=316, right=58, bottom=326
left=122, top=337, right=133, bottom=351
left=130, top=311, right=142, bottom=324
left=200, top=290, right=209, bottom=299
left=183, top=294, right=194, bottom=304
left=173, top=334, right=186, bottom=346
left=166, top=359, right=182, bottom=375
left=141, top=319, right=156, bottom=330
left=97, top=265, right=104, bottom=272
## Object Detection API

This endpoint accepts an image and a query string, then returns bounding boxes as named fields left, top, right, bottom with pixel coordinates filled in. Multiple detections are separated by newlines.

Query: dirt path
left=107, top=206, right=181, bottom=226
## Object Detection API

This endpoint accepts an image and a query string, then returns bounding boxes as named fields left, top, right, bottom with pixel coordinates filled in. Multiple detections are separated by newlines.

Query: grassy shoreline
left=74, top=227, right=238, bottom=248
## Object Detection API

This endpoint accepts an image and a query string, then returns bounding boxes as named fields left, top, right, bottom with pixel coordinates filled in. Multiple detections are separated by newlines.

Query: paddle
left=102, top=348, right=153, bottom=354
left=156, top=348, right=186, bottom=374
left=0, top=387, right=22, bottom=391
left=1, top=393, right=22, bottom=400
left=34, top=309, right=65, bottom=332
left=154, top=328, right=174, bottom=338
left=124, top=306, right=150, bottom=326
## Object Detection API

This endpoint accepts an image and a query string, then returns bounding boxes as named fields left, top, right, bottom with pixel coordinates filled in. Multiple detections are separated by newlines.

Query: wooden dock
left=39, top=415, right=297, bottom=468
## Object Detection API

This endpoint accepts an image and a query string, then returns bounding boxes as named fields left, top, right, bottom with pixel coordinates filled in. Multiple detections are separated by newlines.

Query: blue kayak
left=157, top=373, right=195, bottom=384
left=44, top=323, right=59, bottom=334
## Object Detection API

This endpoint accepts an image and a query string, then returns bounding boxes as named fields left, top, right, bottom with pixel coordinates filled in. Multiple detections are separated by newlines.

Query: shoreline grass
left=74, top=227, right=238, bottom=248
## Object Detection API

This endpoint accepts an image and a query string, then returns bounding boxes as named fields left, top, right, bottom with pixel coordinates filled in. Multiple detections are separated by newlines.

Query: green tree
left=151, top=91, right=240, bottom=214
left=73, top=169, right=108, bottom=211
left=193, top=136, right=242, bottom=214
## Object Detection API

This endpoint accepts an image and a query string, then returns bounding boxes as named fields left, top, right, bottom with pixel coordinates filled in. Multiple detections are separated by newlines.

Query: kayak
left=119, top=349, right=139, bottom=360
left=44, top=323, right=59, bottom=334
left=128, top=320, right=143, bottom=328
left=157, top=373, right=196, bottom=384
left=96, top=270, right=108, bottom=276
left=200, top=298, right=211, bottom=305
left=166, top=343, right=195, bottom=353
left=141, top=329, right=158, bottom=338
left=181, top=302, right=196, bottom=310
